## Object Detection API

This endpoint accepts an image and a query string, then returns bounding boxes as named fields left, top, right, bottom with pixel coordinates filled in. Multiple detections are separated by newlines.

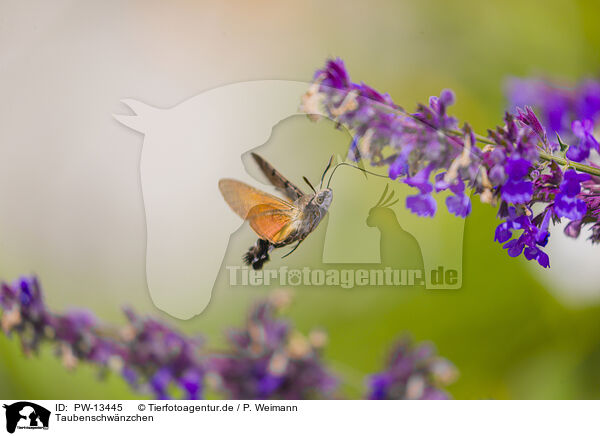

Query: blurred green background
left=2, top=0, right=600, bottom=399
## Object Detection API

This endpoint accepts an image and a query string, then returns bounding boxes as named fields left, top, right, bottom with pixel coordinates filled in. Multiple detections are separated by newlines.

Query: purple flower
left=495, top=222, right=513, bottom=243
left=564, top=219, right=584, bottom=238
left=506, top=77, right=571, bottom=135
left=315, top=58, right=350, bottom=90
left=577, top=81, right=600, bottom=121
left=208, top=294, right=337, bottom=400
left=305, top=60, right=476, bottom=220
left=495, top=208, right=551, bottom=268
left=180, top=369, right=203, bottom=400
left=150, top=368, right=172, bottom=400
left=439, top=178, right=472, bottom=218
left=406, top=193, right=437, bottom=217
left=489, top=164, right=507, bottom=185
left=566, top=119, right=599, bottom=162
left=0, top=275, right=208, bottom=400
left=1, top=276, right=466, bottom=400
left=523, top=246, right=550, bottom=268
left=554, top=169, right=590, bottom=220
left=306, top=60, right=600, bottom=268
left=389, top=154, right=409, bottom=180
left=404, top=166, right=434, bottom=194
left=501, top=158, right=533, bottom=204
left=440, top=89, right=455, bottom=106
left=367, top=337, right=457, bottom=400
left=516, top=106, right=547, bottom=145
left=446, top=194, right=471, bottom=218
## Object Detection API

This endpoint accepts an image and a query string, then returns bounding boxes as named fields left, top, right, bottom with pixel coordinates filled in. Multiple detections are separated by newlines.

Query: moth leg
left=281, top=240, right=303, bottom=258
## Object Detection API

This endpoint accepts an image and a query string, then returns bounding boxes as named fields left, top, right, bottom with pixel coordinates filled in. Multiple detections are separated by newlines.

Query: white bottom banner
left=0, top=400, right=594, bottom=435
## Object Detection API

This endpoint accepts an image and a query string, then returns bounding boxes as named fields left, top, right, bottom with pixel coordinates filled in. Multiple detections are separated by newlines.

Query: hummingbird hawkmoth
left=219, top=153, right=335, bottom=270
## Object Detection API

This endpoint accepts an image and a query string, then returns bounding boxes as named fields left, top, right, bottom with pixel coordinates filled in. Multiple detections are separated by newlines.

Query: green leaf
left=556, top=133, right=569, bottom=153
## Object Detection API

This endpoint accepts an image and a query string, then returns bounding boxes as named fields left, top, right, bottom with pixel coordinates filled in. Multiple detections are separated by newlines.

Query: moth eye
left=317, top=197, right=323, bottom=204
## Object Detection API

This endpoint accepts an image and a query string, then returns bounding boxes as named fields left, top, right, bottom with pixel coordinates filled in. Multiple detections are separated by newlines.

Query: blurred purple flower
left=406, top=193, right=437, bottom=217
left=577, top=81, right=600, bottom=121
left=506, top=77, right=600, bottom=136
left=1, top=276, right=461, bottom=400
left=208, top=293, right=337, bottom=400
left=121, top=308, right=206, bottom=400
left=566, top=119, right=599, bottom=162
left=367, top=337, right=457, bottom=400
left=0, top=276, right=206, bottom=400
left=446, top=193, right=471, bottom=218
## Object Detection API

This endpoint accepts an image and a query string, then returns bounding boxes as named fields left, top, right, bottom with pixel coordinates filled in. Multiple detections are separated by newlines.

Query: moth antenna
left=303, top=176, right=317, bottom=193
left=319, top=155, right=335, bottom=189
left=327, top=162, right=389, bottom=188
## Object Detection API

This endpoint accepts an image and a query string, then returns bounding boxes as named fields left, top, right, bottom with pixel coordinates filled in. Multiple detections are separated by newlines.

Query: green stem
left=355, top=99, right=600, bottom=178
left=446, top=129, right=600, bottom=177
left=537, top=151, right=600, bottom=177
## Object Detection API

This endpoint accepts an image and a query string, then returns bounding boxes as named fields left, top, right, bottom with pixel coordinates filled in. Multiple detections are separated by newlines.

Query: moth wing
left=219, top=179, right=294, bottom=218
left=251, top=153, right=305, bottom=201
left=219, top=179, right=300, bottom=243
left=247, top=204, right=298, bottom=243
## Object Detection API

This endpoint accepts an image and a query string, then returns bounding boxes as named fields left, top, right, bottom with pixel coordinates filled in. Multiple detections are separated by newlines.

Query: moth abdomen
left=243, top=238, right=273, bottom=270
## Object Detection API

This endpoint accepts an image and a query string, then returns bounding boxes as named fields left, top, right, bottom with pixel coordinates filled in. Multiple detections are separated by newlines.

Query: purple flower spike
left=0, top=274, right=464, bottom=400
left=209, top=293, right=337, bottom=400
left=367, top=337, right=457, bottom=400
left=305, top=59, right=600, bottom=268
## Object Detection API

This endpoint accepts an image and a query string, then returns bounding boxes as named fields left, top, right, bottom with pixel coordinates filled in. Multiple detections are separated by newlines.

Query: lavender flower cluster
left=0, top=276, right=454, bottom=399
left=302, top=59, right=600, bottom=267
left=368, top=337, right=458, bottom=400
left=208, top=292, right=337, bottom=399
left=0, top=276, right=206, bottom=399
left=507, top=77, right=600, bottom=243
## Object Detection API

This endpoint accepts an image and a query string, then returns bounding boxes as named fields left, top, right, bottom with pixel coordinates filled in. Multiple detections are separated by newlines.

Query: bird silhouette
left=366, top=185, right=424, bottom=272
